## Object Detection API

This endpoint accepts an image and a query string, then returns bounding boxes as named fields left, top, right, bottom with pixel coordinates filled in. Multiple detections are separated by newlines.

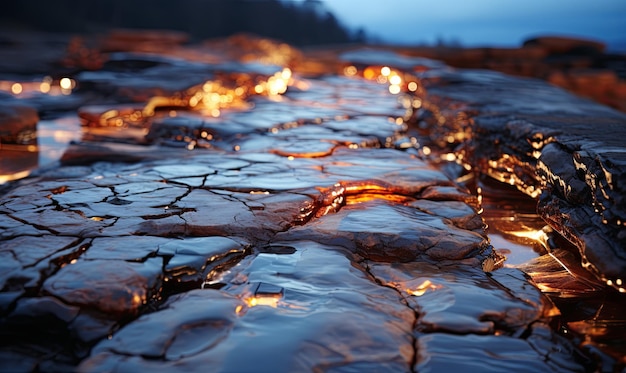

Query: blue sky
left=321, top=0, right=626, bottom=50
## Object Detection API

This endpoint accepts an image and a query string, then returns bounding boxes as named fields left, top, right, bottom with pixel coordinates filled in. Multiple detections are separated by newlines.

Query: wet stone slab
left=79, top=242, right=415, bottom=372
left=277, top=199, right=488, bottom=263
left=1, top=36, right=622, bottom=371
left=415, top=327, right=589, bottom=373
left=411, top=65, right=626, bottom=292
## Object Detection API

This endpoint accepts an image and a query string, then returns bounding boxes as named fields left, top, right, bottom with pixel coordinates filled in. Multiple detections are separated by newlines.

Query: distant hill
left=0, top=0, right=365, bottom=45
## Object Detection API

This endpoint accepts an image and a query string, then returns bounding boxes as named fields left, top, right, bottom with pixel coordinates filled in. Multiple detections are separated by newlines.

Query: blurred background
left=1, top=0, right=625, bottom=50
left=325, top=0, right=626, bottom=51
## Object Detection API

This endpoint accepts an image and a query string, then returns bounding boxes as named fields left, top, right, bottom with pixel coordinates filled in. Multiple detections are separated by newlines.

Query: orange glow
left=343, top=182, right=388, bottom=193
left=389, top=84, right=401, bottom=94
left=267, top=77, right=286, bottom=95
left=11, top=83, right=22, bottom=95
left=358, top=65, right=413, bottom=96
left=605, top=279, right=625, bottom=293
left=40, top=81, right=51, bottom=93
left=343, top=65, right=357, bottom=76
left=131, top=293, right=143, bottom=307
left=509, top=228, right=550, bottom=245
left=89, top=65, right=295, bottom=133
left=266, top=68, right=291, bottom=96
left=281, top=67, right=292, bottom=80
left=406, top=279, right=441, bottom=296
left=60, top=77, right=72, bottom=90
left=389, top=75, right=402, bottom=85
left=316, top=181, right=417, bottom=208
left=244, top=296, right=279, bottom=308
left=1, top=76, right=77, bottom=97
left=363, top=67, right=376, bottom=80
left=346, top=192, right=413, bottom=205
left=270, top=149, right=333, bottom=158
left=0, top=170, right=33, bottom=185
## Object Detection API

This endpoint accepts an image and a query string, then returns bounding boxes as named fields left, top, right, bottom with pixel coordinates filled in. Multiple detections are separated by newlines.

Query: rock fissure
left=360, top=259, right=419, bottom=373
left=6, top=214, right=60, bottom=235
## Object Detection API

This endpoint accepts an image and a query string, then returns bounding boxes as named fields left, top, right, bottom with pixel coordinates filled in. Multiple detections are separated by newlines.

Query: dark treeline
left=0, top=0, right=366, bottom=45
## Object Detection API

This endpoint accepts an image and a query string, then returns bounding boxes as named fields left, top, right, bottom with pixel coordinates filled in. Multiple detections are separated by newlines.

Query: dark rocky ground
left=0, top=31, right=624, bottom=372
left=397, top=36, right=626, bottom=113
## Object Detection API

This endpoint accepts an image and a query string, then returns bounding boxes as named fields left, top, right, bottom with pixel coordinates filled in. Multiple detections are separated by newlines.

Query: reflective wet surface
left=1, top=33, right=625, bottom=371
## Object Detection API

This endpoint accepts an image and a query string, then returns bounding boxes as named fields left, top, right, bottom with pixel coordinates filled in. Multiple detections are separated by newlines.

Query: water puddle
left=475, top=177, right=547, bottom=265
left=0, top=115, right=81, bottom=184
left=466, top=170, right=623, bottom=369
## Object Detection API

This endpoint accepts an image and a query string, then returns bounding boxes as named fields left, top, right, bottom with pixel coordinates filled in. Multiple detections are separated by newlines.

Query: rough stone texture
left=43, top=258, right=163, bottom=317
left=79, top=244, right=415, bottom=372
left=278, top=200, right=488, bottom=263
left=409, top=66, right=626, bottom=291
left=1, top=34, right=624, bottom=371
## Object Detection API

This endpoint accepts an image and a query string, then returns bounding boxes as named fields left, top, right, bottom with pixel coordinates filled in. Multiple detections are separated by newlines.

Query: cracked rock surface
left=1, top=35, right=623, bottom=371
left=413, top=67, right=626, bottom=292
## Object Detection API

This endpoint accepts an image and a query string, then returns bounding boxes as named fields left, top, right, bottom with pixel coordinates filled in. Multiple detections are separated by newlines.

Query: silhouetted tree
left=0, top=0, right=362, bottom=45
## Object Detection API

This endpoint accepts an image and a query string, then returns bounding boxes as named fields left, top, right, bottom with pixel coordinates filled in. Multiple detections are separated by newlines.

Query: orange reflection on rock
left=346, top=192, right=413, bottom=205
left=131, top=292, right=144, bottom=309
left=344, top=181, right=414, bottom=205
left=270, top=149, right=334, bottom=158
left=518, top=248, right=606, bottom=297
left=357, top=65, right=417, bottom=96
left=82, top=35, right=302, bottom=134
left=405, top=279, right=442, bottom=297
left=242, top=282, right=284, bottom=309
left=80, top=105, right=147, bottom=129
left=244, top=296, right=280, bottom=308
left=0, top=169, right=33, bottom=185
left=235, top=304, right=244, bottom=315
left=507, top=228, right=550, bottom=248
left=314, top=180, right=418, bottom=216
left=101, top=67, right=294, bottom=132
left=209, top=34, right=302, bottom=68
left=565, top=299, right=626, bottom=365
